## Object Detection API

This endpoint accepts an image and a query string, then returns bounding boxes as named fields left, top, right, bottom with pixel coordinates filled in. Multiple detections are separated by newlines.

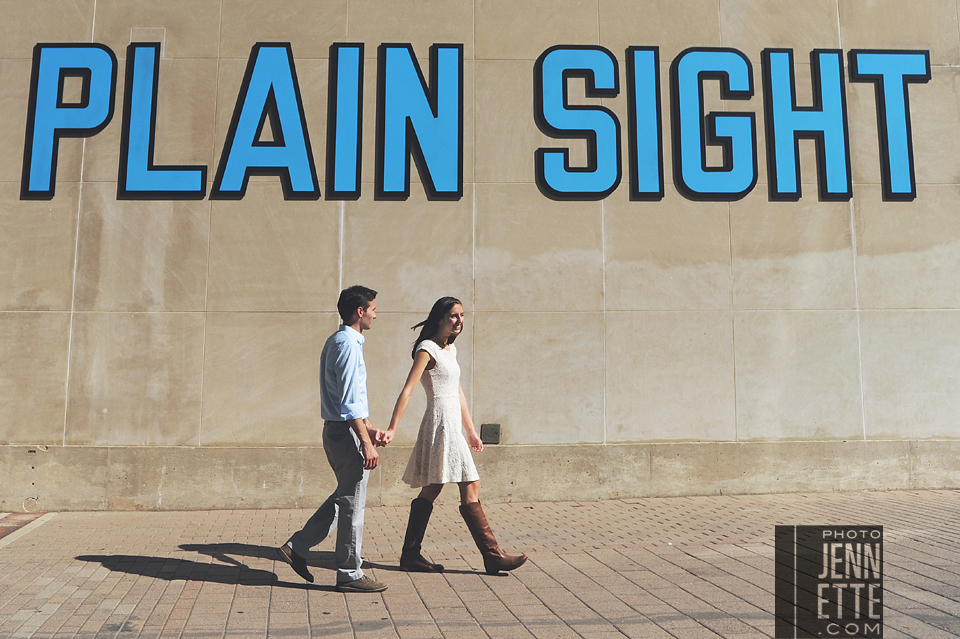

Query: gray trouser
left=288, top=420, right=369, bottom=583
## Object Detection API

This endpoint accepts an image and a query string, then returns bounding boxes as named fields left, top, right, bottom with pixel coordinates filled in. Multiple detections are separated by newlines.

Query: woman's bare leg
left=458, top=481, right=479, bottom=505
left=418, top=484, right=444, bottom=503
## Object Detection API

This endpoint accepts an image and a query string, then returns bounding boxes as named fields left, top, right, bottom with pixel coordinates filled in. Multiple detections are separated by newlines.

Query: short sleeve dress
left=401, top=340, right=480, bottom=488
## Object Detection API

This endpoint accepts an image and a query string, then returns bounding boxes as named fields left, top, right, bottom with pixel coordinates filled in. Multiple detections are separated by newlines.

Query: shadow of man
left=76, top=543, right=340, bottom=591
left=180, top=542, right=337, bottom=571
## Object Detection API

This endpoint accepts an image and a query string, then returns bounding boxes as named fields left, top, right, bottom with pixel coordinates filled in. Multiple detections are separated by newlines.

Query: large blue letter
left=534, top=45, right=621, bottom=200
left=326, top=43, right=364, bottom=200
left=670, top=48, right=756, bottom=200
left=762, top=49, right=852, bottom=201
left=627, top=47, right=664, bottom=200
left=211, top=43, right=320, bottom=200
left=849, top=50, right=931, bottom=201
left=118, top=43, right=207, bottom=199
left=21, top=44, right=117, bottom=200
left=376, top=43, right=463, bottom=200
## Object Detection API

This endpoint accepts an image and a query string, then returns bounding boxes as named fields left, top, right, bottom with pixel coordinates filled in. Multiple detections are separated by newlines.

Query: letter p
left=21, top=44, right=117, bottom=199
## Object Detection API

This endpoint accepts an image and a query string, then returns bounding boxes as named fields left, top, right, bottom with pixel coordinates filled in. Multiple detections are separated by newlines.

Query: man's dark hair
left=337, top=285, right=377, bottom=323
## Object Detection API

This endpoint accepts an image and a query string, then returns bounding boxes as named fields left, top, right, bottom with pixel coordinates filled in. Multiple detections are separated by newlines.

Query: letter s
left=535, top=46, right=621, bottom=200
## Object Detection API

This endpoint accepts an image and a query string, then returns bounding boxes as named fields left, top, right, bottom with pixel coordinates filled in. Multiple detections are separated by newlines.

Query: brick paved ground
left=0, top=490, right=958, bottom=638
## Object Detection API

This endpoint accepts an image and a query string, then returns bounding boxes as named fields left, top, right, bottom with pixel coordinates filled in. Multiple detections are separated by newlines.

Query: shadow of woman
left=75, top=543, right=339, bottom=591
left=362, top=560, right=479, bottom=575
left=181, top=543, right=481, bottom=576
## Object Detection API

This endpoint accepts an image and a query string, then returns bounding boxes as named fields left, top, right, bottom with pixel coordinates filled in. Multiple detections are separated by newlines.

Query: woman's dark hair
left=411, top=296, right=463, bottom=358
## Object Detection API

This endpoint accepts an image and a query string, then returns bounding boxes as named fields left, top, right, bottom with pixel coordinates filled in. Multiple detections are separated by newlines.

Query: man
left=278, top=285, right=388, bottom=592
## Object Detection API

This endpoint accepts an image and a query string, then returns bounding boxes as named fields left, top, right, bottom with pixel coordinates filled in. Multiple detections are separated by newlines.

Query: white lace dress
left=402, top=340, right=480, bottom=488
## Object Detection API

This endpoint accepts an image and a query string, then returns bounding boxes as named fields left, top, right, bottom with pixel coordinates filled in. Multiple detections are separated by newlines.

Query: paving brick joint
left=1, top=490, right=958, bottom=638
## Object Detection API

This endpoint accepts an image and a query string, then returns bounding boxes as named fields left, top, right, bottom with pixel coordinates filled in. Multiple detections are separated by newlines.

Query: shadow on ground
left=185, top=541, right=481, bottom=576
left=180, top=542, right=337, bottom=571
left=363, top=559, right=480, bottom=576
left=75, top=543, right=339, bottom=591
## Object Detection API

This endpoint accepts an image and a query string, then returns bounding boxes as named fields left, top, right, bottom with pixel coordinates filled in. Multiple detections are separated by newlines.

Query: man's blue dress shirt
left=319, top=325, right=368, bottom=422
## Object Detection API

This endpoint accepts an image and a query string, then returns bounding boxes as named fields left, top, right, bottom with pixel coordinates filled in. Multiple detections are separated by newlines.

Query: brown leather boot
left=400, top=498, right=444, bottom=572
left=459, top=501, right=527, bottom=575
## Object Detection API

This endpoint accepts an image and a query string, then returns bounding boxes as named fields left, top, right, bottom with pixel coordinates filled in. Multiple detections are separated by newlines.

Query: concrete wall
left=4, top=0, right=960, bottom=510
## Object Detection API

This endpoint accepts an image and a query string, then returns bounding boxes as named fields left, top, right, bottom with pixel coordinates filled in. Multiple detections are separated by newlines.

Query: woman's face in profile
left=437, top=303, right=465, bottom=340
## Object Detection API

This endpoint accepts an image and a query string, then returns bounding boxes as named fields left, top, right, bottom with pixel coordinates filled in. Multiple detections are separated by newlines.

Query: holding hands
left=372, top=428, right=395, bottom=447
left=379, top=428, right=396, bottom=446
left=366, top=420, right=396, bottom=447
left=366, top=424, right=391, bottom=448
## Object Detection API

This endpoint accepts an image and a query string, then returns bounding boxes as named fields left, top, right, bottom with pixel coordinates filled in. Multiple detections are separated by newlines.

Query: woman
left=383, top=297, right=527, bottom=575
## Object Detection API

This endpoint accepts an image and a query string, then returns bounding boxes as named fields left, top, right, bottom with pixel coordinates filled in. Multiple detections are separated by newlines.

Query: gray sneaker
left=337, top=575, right=387, bottom=593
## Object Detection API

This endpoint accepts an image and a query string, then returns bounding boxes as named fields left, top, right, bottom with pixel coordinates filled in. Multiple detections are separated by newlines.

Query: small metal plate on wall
left=480, top=423, right=501, bottom=445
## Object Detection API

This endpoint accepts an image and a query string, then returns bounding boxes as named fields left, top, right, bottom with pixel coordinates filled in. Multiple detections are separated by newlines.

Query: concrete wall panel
left=476, top=183, right=603, bottom=312
left=343, top=186, right=475, bottom=314
left=474, top=60, right=546, bottom=184
left=720, top=0, right=841, bottom=54
left=475, top=0, right=599, bottom=61
left=93, top=0, right=222, bottom=60
left=473, top=312, right=605, bottom=446
left=731, top=197, right=856, bottom=310
left=861, top=310, right=960, bottom=439
left=606, top=311, right=736, bottom=443
left=0, top=0, right=96, bottom=58
left=600, top=0, right=721, bottom=62
left=839, top=0, right=960, bottom=66
left=200, top=312, right=333, bottom=446
left=207, top=183, right=340, bottom=312
left=734, top=310, right=863, bottom=440
left=75, top=184, right=210, bottom=312
left=605, top=189, right=733, bottom=311
left=0, top=183, right=79, bottom=311
left=0, top=313, right=71, bottom=445
left=65, top=313, right=205, bottom=446
left=220, top=0, right=349, bottom=60
left=855, top=185, right=960, bottom=309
